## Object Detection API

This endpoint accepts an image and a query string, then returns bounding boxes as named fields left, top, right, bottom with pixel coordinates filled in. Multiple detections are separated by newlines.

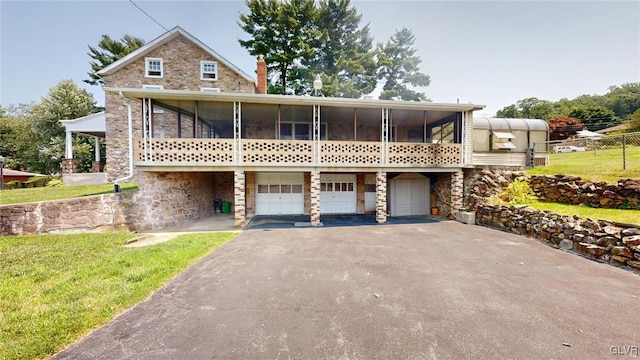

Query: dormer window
left=145, top=58, right=163, bottom=78
left=201, top=61, right=217, bottom=80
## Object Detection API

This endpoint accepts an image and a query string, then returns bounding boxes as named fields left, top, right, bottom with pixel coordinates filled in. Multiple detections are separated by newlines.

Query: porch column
left=376, top=171, right=387, bottom=223
left=61, top=130, right=77, bottom=174
left=451, top=171, right=464, bottom=218
left=310, top=170, right=321, bottom=226
left=92, top=136, right=103, bottom=173
left=234, top=170, right=246, bottom=228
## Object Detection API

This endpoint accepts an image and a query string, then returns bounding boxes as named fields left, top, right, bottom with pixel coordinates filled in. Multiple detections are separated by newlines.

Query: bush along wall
left=476, top=204, right=640, bottom=271
left=529, top=175, right=640, bottom=209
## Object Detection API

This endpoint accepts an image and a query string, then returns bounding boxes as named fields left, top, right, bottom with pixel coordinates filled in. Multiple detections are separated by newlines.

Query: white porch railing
left=134, top=138, right=462, bottom=167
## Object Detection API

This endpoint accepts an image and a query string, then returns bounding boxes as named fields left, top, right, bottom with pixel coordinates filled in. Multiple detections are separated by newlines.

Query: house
left=1, top=169, right=44, bottom=183
left=96, top=26, right=487, bottom=230
left=472, top=117, right=549, bottom=167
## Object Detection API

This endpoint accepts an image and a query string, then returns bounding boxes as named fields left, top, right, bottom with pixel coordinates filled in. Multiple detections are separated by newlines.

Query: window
left=279, top=122, right=327, bottom=140
left=492, top=131, right=516, bottom=150
left=145, top=58, right=163, bottom=78
left=201, top=87, right=221, bottom=92
left=201, top=61, right=218, bottom=81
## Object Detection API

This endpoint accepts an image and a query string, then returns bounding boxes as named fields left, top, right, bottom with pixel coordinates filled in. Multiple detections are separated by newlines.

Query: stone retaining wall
left=0, top=193, right=134, bottom=236
left=529, top=175, right=640, bottom=209
left=476, top=204, right=640, bottom=271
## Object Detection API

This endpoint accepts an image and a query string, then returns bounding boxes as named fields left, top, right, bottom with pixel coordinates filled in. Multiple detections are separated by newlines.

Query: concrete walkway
left=126, top=214, right=238, bottom=247
left=56, top=221, right=640, bottom=359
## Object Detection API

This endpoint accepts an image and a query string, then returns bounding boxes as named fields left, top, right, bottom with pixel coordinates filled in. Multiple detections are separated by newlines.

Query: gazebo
left=60, top=112, right=107, bottom=184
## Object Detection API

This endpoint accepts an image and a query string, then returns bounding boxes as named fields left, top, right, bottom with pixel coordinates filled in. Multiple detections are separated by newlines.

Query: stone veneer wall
left=529, top=175, right=640, bottom=209
left=102, top=33, right=256, bottom=182
left=476, top=204, right=640, bottom=271
left=133, top=171, right=216, bottom=231
left=0, top=193, right=133, bottom=236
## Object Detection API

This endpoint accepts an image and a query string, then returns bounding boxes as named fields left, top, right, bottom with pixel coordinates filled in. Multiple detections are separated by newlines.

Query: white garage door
left=391, top=177, right=429, bottom=216
left=320, top=174, right=356, bottom=214
left=256, top=173, right=304, bottom=215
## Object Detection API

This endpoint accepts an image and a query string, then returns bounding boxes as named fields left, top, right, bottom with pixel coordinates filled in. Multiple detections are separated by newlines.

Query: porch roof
left=104, top=87, right=485, bottom=112
left=60, top=111, right=106, bottom=137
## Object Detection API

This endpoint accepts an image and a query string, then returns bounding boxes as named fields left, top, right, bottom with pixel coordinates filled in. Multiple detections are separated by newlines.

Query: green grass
left=0, top=183, right=137, bottom=206
left=0, top=232, right=237, bottom=360
left=527, top=201, right=640, bottom=226
left=527, top=147, right=640, bottom=183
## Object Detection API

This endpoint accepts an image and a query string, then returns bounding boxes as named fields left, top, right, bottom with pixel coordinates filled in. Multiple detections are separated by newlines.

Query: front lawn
left=527, top=201, right=640, bottom=226
left=0, top=182, right=137, bottom=206
left=527, top=147, right=640, bottom=183
left=0, top=232, right=237, bottom=360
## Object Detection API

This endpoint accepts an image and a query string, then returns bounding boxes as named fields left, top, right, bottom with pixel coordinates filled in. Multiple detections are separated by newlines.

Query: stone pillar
left=61, top=159, right=78, bottom=174
left=451, top=171, right=464, bottom=218
left=376, top=171, right=387, bottom=224
left=234, top=171, right=246, bottom=228
left=91, top=161, right=104, bottom=173
left=310, top=171, right=321, bottom=226
left=245, top=172, right=256, bottom=218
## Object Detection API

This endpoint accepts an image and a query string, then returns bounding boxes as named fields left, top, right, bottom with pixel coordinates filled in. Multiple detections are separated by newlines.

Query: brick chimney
left=256, top=55, right=267, bottom=94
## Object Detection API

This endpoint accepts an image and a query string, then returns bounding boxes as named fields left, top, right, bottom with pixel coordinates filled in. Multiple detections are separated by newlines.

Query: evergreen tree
left=238, top=0, right=319, bottom=94
left=377, top=28, right=431, bottom=101
left=305, top=0, right=377, bottom=98
left=85, top=34, right=145, bottom=86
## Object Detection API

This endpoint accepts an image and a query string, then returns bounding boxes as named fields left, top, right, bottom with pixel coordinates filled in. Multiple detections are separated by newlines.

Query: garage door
left=256, top=173, right=304, bottom=215
left=391, top=177, right=429, bottom=216
left=320, top=174, right=356, bottom=214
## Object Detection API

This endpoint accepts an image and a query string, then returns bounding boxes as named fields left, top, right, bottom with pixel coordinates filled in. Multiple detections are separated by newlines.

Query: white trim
left=142, top=84, right=164, bottom=90
left=97, top=26, right=255, bottom=83
left=200, top=61, right=218, bottom=81
left=201, top=87, right=221, bottom=92
left=144, top=58, right=163, bottom=78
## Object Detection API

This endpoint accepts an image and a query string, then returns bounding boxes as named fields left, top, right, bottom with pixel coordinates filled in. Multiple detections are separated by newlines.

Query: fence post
left=622, top=134, right=626, bottom=170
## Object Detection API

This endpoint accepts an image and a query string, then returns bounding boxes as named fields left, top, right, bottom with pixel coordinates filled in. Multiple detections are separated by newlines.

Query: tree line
left=494, top=82, right=640, bottom=139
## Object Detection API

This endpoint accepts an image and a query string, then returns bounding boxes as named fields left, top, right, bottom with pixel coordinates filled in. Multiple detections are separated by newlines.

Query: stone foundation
left=91, top=161, right=104, bottom=173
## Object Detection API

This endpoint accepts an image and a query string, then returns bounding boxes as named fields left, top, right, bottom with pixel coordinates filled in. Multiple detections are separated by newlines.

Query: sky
left=1, top=0, right=639, bottom=116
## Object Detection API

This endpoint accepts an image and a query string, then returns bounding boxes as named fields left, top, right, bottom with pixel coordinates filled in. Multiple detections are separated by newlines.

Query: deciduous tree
left=547, top=116, right=585, bottom=140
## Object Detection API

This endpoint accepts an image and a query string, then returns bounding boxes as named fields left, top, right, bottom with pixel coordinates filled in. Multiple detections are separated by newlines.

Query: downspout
left=114, top=91, right=134, bottom=192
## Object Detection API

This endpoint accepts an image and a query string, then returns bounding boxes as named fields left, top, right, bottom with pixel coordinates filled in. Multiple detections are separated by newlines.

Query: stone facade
left=245, top=172, right=256, bottom=217
left=476, top=204, right=640, bottom=272
left=310, top=171, right=321, bottom=226
left=450, top=171, right=464, bottom=216
left=376, top=172, right=387, bottom=223
left=529, top=175, right=640, bottom=209
left=101, top=32, right=256, bottom=182
left=234, top=171, right=246, bottom=227
left=133, top=171, right=216, bottom=230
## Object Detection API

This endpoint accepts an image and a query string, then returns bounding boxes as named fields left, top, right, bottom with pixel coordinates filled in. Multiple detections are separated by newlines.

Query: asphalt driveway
left=54, top=221, right=640, bottom=359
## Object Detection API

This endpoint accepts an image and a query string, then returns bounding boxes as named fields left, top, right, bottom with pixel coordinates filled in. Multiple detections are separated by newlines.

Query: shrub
left=46, top=178, right=65, bottom=187
left=24, top=176, right=52, bottom=188
left=4, top=181, right=23, bottom=190
left=494, top=179, right=537, bottom=205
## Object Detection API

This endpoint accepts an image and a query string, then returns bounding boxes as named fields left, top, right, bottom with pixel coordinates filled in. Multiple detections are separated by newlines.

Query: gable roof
left=60, top=111, right=106, bottom=137
left=96, top=26, right=255, bottom=83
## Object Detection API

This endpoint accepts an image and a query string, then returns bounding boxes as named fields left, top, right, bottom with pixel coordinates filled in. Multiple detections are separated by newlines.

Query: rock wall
left=1, top=171, right=220, bottom=235
left=476, top=204, right=640, bottom=271
left=529, top=175, right=640, bottom=209
left=0, top=193, right=134, bottom=236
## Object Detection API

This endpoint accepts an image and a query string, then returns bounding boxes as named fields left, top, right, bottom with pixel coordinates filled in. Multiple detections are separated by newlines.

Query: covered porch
left=60, top=112, right=107, bottom=185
